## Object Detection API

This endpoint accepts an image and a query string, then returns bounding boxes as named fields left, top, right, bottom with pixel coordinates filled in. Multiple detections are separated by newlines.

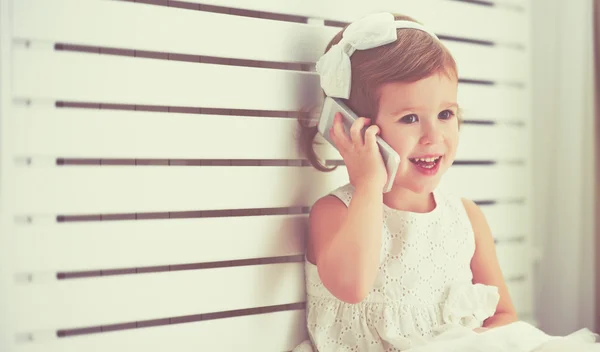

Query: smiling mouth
left=408, top=156, right=442, bottom=169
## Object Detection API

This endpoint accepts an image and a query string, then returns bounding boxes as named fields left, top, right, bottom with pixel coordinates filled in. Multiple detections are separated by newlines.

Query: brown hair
left=298, top=14, right=459, bottom=172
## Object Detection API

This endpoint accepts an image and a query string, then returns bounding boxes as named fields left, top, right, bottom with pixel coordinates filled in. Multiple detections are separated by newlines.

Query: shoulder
left=460, top=198, right=492, bottom=241
left=310, top=193, right=347, bottom=215
left=306, top=184, right=352, bottom=264
left=326, top=183, right=355, bottom=207
left=309, top=183, right=353, bottom=221
left=461, top=198, right=481, bottom=216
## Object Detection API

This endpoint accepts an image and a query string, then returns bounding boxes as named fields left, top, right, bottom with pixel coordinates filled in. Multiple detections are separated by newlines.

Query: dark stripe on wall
left=56, top=206, right=311, bottom=223
left=52, top=198, right=514, bottom=224
left=55, top=158, right=518, bottom=167
left=448, top=0, right=494, bottom=7
left=55, top=43, right=314, bottom=72
left=56, top=255, right=305, bottom=280
left=462, top=120, right=496, bottom=125
left=55, top=101, right=516, bottom=123
left=459, top=78, right=495, bottom=86
left=56, top=100, right=312, bottom=119
left=56, top=158, right=336, bottom=167
left=124, top=0, right=308, bottom=24
left=453, top=160, right=496, bottom=166
left=437, top=34, right=494, bottom=46
left=56, top=302, right=305, bottom=338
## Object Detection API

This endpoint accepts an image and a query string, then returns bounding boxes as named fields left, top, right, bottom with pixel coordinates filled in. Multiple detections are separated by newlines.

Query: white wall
left=531, top=0, right=597, bottom=335
left=0, top=0, right=537, bottom=350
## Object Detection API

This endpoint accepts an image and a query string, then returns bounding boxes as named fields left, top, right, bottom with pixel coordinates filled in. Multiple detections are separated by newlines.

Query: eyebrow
left=441, top=102, right=459, bottom=109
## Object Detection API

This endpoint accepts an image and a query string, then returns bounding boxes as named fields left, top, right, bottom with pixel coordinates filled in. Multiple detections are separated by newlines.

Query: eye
left=399, top=114, right=418, bottom=124
left=438, top=110, right=455, bottom=120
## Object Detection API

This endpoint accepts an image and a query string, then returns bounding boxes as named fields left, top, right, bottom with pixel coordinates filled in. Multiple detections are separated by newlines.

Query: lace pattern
left=293, top=183, right=498, bottom=351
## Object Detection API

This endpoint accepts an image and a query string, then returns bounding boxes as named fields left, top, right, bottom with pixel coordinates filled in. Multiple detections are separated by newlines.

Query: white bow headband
left=315, top=12, right=439, bottom=99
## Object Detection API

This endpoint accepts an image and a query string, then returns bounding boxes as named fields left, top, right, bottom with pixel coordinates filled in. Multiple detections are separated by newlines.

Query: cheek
left=445, top=129, right=460, bottom=155
left=387, top=139, right=418, bottom=162
left=438, top=136, right=459, bottom=170
left=379, top=127, right=417, bottom=158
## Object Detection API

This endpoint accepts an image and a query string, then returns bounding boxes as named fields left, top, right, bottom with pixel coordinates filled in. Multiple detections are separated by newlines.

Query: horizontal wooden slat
left=7, top=106, right=340, bottom=160
left=13, top=0, right=334, bottom=64
left=12, top=215, right=306, bottom=273
left=442, top=165, right=527, bottom=201
left=14, top=262, right=305, bottom=332
left=11, top=273, right=532, bottom=344
left=481, top=204, right=529, bottom=239
left=457, top=124, right=527, bottom=161
left=5, top=166, right=349, bottom=215
left=12, top=49, right=527, bottom=119
left=13, top=0, right=528, bottom=45
left=13, top=0, right=526, bottom=82
left=496, top=242, right=530, bottom=279
left=8, top=106, right=524, bottom=161
left=6, top=165, right=524, bottom=215
left=12, top=310, right=307, bottom=352
left=457, top=84, right=528, bottom=122
left=444, top=41, right=527, bottom=83
left=12, top=49, right=320, bottom=111
left=191, top=0, right=527, bottom=44
left=11, top=186, right=529, bottom=277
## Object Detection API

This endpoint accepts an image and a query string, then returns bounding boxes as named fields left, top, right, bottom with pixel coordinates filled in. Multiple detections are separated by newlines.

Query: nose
left=419, top=120, right=443, bottom=145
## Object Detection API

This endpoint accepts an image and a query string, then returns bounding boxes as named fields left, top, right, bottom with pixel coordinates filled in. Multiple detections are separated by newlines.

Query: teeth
left=414, top=157, right=440, bottom=162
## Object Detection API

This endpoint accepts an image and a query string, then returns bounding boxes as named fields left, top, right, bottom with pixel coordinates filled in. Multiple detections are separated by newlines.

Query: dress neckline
left=382, top=187, right=442, bottom=218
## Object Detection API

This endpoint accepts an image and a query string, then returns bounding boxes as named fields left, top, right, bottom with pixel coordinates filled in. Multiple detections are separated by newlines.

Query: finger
left=333, top=113, right=352, bottom=147
left=330, top=113, right=352, bottom=152
left=350, top=117, right=370, bottom=148
left=364, top=124, right=380, bottom=150
left=328, top=126, right=343, bottom=152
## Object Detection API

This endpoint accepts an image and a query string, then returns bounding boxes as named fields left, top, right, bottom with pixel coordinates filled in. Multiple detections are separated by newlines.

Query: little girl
left=293, top=12, right=598, bottom=352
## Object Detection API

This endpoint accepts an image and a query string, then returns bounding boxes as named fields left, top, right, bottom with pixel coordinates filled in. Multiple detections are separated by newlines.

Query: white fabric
left=315, top=13, right=439, bottom=99
left=292, top=183, right=600, bottom=351
left=293, top=183, right=499, bottom=351
left=402, top=321, right=600, bottom=352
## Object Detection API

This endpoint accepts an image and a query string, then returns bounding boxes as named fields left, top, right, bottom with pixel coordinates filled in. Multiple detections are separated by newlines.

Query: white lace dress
left=293, top=183, right=500, bottom=351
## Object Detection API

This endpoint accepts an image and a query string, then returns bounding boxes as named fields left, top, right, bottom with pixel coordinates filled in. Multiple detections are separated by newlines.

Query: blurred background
left=531, top=0, right=598, bottom=335
left=0, top=0, right=597, bottom=350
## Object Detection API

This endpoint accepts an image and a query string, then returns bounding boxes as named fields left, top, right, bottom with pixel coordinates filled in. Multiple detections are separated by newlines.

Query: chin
left=392, top=179, right=439, bottom=194
left=409, top=183, right=437, bottom=194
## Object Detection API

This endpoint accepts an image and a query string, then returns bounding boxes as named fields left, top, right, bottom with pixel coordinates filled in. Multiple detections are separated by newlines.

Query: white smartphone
left=317, top=96, right=400, bottom=193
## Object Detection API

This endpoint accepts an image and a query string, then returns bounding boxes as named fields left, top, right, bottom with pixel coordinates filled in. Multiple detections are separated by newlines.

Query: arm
left=462, top=199, right=518, bottom=328
left=306, top=184, right=383, bottom=304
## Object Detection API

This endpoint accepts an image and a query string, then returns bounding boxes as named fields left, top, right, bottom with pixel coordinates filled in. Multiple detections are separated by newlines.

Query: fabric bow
left=315, top=12, right=438, bottom=99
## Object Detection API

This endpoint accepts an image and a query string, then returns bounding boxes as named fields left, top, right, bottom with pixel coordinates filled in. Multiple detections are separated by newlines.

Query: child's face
left=375, top=73, right=459, bottom=194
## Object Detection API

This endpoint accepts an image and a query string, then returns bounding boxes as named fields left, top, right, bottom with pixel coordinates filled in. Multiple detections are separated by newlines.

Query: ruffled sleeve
left=441, top=283, right=500, bottom=329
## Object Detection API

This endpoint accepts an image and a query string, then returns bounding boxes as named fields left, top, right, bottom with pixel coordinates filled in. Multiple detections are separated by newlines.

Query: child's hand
left=329, top=113, right=388, bottom=191
left=474, top=327, right=489, bottom=333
